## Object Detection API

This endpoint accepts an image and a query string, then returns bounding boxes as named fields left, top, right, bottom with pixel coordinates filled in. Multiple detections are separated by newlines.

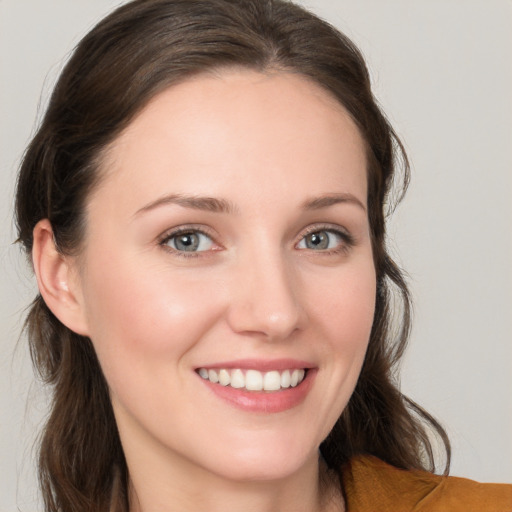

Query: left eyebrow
left=302, top=193, right=366, bottom=212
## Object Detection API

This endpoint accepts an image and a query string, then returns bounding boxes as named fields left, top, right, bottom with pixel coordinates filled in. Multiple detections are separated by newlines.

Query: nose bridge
left=227, top=241, right=304, bottom=340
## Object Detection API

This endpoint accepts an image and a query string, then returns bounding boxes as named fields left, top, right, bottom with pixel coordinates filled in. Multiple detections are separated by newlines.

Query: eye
left=297, top=229, right=346, bottom=251
left=162, top=230, right=215, bottom=253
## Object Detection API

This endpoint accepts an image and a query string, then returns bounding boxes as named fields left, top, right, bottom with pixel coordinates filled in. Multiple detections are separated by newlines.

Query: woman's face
left=74, top=70, right=376, bottom=483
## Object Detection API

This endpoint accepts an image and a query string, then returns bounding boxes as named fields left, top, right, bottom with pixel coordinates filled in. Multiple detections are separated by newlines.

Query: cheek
left=311, top=261, right=376, bottom=384
left=310, top=261, right=376, bottom=349
left=80, top=256, right=224, bottom=379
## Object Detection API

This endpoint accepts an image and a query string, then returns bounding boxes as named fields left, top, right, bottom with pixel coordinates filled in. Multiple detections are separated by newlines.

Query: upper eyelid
left=158, top=224, right=217, bottom=243
left=297, top=223, right=351, bottom=239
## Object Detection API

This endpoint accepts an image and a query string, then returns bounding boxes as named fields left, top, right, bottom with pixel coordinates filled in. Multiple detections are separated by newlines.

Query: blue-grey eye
left=166, top=231, right=214, bottom=252
left=297, top=230, right=342, bottom=250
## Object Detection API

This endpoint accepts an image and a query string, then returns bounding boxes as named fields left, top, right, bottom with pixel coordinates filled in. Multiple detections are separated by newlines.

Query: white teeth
left=245, top=369, right=263, bottom=391
left=292, top=369, right=305, bottom=386
left=218, top=369, right=230, bottom=386
left=197, top=367, right=307, bottom=392
left=263, top=371, right=281, bottom=391
left=230, top=369, right=245, bottom=389
left=280, top=370, right=291, bottom=388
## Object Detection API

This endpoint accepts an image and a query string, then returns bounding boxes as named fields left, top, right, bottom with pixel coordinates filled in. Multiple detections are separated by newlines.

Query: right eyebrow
left=133, top=194, right=238, bottom=218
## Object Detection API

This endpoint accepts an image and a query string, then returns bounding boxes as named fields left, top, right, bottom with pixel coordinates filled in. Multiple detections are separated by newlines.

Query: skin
left=34, top=70, right=376, bottom=511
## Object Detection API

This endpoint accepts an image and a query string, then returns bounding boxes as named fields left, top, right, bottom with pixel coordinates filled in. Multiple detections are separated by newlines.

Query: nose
left=226, top=249, right=306, bottom=341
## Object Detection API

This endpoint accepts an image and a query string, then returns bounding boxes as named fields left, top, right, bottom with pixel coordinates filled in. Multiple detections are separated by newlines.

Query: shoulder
left=341, top=455, right=512, bottom=512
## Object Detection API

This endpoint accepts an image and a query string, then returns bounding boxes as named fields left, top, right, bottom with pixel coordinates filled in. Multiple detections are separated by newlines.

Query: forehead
left=91, top=69, right=368, bottom=213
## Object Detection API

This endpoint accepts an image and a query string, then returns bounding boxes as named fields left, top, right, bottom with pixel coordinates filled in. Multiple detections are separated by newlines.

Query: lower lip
left=198, top=370, right=316, bottom=413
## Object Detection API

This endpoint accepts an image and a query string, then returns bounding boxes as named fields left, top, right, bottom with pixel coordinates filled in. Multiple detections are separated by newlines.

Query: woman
left=14, top=0, right=512, bottom=510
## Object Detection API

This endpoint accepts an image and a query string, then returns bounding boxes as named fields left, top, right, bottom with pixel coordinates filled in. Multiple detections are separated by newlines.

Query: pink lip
left=195, top=358, right=316, bottom=372
left=195, top=360, right=317, bottom=414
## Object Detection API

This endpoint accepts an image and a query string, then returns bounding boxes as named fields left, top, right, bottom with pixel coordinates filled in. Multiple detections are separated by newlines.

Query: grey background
left=1, top=0, right=511, bottom=509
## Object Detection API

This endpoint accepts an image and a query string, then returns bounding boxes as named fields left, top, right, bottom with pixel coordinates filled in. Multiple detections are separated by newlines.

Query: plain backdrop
left=1, top=0, right=511, bottom=509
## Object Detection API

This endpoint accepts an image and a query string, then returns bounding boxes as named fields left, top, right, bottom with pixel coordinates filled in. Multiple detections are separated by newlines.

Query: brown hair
left=15, top=0, right=449, bottom=510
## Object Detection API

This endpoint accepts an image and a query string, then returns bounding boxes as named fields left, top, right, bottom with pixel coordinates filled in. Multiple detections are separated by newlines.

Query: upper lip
left=194, top=358, right=316, bottom=372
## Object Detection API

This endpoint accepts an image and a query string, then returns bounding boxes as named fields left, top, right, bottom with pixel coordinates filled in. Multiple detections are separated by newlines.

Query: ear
left=32, top=219, right=89, bottom=336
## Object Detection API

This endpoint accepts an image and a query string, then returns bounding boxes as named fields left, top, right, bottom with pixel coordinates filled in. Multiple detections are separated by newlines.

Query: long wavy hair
left=15, top=0, right=449, bottom=510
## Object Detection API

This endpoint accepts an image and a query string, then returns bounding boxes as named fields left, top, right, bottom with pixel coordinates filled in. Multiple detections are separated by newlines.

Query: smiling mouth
left=196, top=368, right=307, bottom=392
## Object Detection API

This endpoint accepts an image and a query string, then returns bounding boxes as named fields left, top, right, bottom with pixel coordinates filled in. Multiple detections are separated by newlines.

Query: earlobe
left=32, top=219, right=89, bottom=336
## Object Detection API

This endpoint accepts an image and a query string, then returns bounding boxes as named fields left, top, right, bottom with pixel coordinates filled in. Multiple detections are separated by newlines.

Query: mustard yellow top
left=342, top=455, right=512, bottom=511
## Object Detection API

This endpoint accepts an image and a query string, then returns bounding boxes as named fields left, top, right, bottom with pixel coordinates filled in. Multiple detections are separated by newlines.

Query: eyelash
left=158, top=224, right=355, bottom=258
left=158, top=225, right=218, bottom=259
left=298, top=225, right=355, bottom=256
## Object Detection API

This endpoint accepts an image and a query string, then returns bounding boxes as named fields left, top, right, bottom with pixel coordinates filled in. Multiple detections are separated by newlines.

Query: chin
left=192, top=431, right=320, bottom=483
left=210, top=455, right=312, bottom=483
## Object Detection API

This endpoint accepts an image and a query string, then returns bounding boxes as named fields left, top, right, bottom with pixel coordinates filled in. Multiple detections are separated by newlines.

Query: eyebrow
left=134, top=191, right=366, bottom=217
left=302, top=193, right=366, bottom=212
left=134, top=194, right=237, bottom=217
